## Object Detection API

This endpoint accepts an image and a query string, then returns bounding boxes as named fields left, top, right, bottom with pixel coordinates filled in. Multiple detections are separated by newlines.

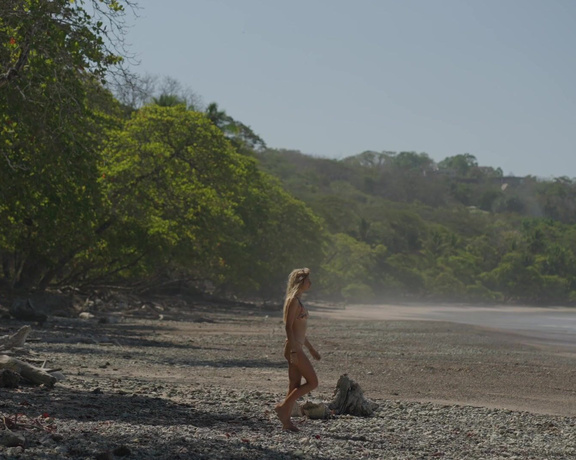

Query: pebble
left=2, top=312, right=575, bottom=459
left=2, top=382, right=575, bottom=459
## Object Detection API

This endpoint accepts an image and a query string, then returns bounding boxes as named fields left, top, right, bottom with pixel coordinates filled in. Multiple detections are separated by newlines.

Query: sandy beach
left=2, top=300, right=576, bottom=458
left=172, top=301, right=576, bottom=417
left=313, top=303, right=576, bottom=416
left=319, top=303, right=576, bottom=349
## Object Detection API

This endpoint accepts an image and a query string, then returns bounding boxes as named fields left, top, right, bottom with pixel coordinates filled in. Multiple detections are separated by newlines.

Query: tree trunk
left=329, top=374, right=379, bottom=416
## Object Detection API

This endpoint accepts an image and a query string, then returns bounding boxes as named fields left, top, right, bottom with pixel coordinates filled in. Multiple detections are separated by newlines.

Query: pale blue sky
left=125, top=0, right=576, bottom=178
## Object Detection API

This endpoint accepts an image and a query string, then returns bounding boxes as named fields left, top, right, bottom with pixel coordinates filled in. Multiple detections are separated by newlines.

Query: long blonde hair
left=282, top=267, right=310, bottom=323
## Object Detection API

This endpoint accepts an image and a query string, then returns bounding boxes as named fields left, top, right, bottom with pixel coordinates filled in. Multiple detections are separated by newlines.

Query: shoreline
left=2, top=303, right=576, bottom=458
left=97, top=302, right=576, bottom=417
left=312, top=302, right=576, bottom=351
left=304, top=303, right=576, bottom=416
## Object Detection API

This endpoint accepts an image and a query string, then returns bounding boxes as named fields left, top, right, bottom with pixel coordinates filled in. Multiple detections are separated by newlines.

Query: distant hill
left=256, top=148, right=576, bottom=305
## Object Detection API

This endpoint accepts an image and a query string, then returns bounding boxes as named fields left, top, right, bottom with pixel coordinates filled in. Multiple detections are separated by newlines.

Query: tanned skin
left=275, top=275, right=321, bottom=431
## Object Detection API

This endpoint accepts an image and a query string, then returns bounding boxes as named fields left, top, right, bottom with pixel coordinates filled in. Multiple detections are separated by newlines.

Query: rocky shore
left=1, top=300, right=576, bottom=459
left=3, top=381, right=575, bottom=459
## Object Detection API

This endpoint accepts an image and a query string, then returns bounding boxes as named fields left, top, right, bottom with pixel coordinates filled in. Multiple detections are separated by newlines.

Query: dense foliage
left=257, top=149, right=576, bottom=304
left=0, top=1, right=322, bottom=298
left=93, top=105, right=322, bottom=296
left=2, top=1, right=575, bottom=305
left=0, top=0, right=127, bottom=291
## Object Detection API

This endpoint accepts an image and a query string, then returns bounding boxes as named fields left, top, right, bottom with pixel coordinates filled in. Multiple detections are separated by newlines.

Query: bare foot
left=283, top=422, right=300, bottom=432
left=274, top=404, right=298, bottom=431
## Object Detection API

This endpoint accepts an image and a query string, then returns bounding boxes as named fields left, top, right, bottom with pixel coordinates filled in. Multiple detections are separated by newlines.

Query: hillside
left=256, top=149, right=576, bottom=305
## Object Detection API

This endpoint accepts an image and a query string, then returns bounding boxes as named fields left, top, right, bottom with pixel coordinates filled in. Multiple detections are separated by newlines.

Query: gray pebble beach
left=2, top=303, right=576, bottom=459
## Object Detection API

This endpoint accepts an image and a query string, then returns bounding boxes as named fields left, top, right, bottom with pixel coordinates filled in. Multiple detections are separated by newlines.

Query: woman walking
left=275, top=268, right=321, bottom=431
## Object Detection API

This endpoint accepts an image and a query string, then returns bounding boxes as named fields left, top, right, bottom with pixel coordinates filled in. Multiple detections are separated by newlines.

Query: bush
left=466, top=282, right=502, bottom=303
left=428, top=272, right=466, bottom=299
left=341, top=283, right=375, bottom=303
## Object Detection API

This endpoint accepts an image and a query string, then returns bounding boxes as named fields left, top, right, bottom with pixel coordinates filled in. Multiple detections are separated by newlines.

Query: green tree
left=84, top=105, right=323, bottom=296
left=381, top=253, right=426, bottom=295
left=536, top=177, right=576, bottom=223
left=94, top=105, right=254, bottom=283
left=152, top=93, right=187, bottom=107
left=320, top=233, right=376, bottom=301
left=256, top=137, right=576, bottom=304
left=0, top=0, right=130, bottom=290
left=0, top=0, right=128, bottom=91
left=205, top=102, right=266, bottom=153
left=213, top=167, right=324, bottom=297
left=391, top=151, right=435, bottom=173
left=438, top=153, right=478, bottom=176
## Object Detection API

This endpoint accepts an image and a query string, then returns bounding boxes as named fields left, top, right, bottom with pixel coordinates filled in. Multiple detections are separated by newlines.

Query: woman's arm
left=305, top=338, right=321, bottom=361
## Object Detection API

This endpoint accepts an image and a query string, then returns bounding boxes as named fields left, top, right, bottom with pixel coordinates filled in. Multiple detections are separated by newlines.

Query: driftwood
left=0, top=325, right=58, bottom=387
left=300, top=400, right=331, bottom=419
left=0, top=368, right=21, bottom=388
left=329, top=374, right=379, bottom=416
left=0, top=355, right=57, bottom=387
left=0, top=325, right=31, bottom=350
left=295, top=374, right=379, bottom=420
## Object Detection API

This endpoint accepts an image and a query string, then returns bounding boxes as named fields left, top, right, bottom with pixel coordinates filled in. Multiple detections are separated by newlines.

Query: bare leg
left=276, top=351, right=318, bottom=431
left=283, top=340, right=302, bottom=396
left=276, top=343, right=303, bottom=430
left=282, top=363, right=302, bottom=430
left=287, top=362, right=302, bottom=396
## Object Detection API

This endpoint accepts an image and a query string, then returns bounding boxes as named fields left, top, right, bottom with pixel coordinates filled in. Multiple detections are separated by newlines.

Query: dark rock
left=113, top=445, right=131, bottom=456
left=0, top=431, right=25, bottom=448
left=9, top=298, right=48, bottom=324
left=0, top=369, right=21, bottom=388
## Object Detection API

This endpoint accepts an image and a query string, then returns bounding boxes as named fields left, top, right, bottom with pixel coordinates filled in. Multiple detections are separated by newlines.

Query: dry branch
left=0, top=325, right=60, bottom=387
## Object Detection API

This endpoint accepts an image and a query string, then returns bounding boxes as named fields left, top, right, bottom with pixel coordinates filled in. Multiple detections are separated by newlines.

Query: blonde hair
left=282, top=267, right=310, bottom=323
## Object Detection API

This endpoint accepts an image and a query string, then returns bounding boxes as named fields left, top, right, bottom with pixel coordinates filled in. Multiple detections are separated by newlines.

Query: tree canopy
left=0, top=0, right=130, bottom=290
left=2, top=2, right=576, bottom=305
left=257, top=148, right=576, bottom=304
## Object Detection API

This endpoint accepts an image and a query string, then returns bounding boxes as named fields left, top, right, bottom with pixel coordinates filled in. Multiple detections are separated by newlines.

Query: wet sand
left=307, top=303, right=576, bottom=416
left=316, top=303, right=576, bottom=349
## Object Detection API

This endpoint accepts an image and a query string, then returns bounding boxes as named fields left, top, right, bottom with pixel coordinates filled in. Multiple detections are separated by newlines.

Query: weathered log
left=0, top=325, right=31, bottom=350
left=329, top=374, right=379, bottom=416
left=0, top=355, right=57, bottom=387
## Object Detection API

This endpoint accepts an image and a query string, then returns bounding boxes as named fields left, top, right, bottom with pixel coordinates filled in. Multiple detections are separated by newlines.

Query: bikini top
left=296, top=298, right=309, bottom=320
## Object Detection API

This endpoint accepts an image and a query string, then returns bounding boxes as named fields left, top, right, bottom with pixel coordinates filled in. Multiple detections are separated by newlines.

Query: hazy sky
left=125, top=0, right=576, bottom=178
